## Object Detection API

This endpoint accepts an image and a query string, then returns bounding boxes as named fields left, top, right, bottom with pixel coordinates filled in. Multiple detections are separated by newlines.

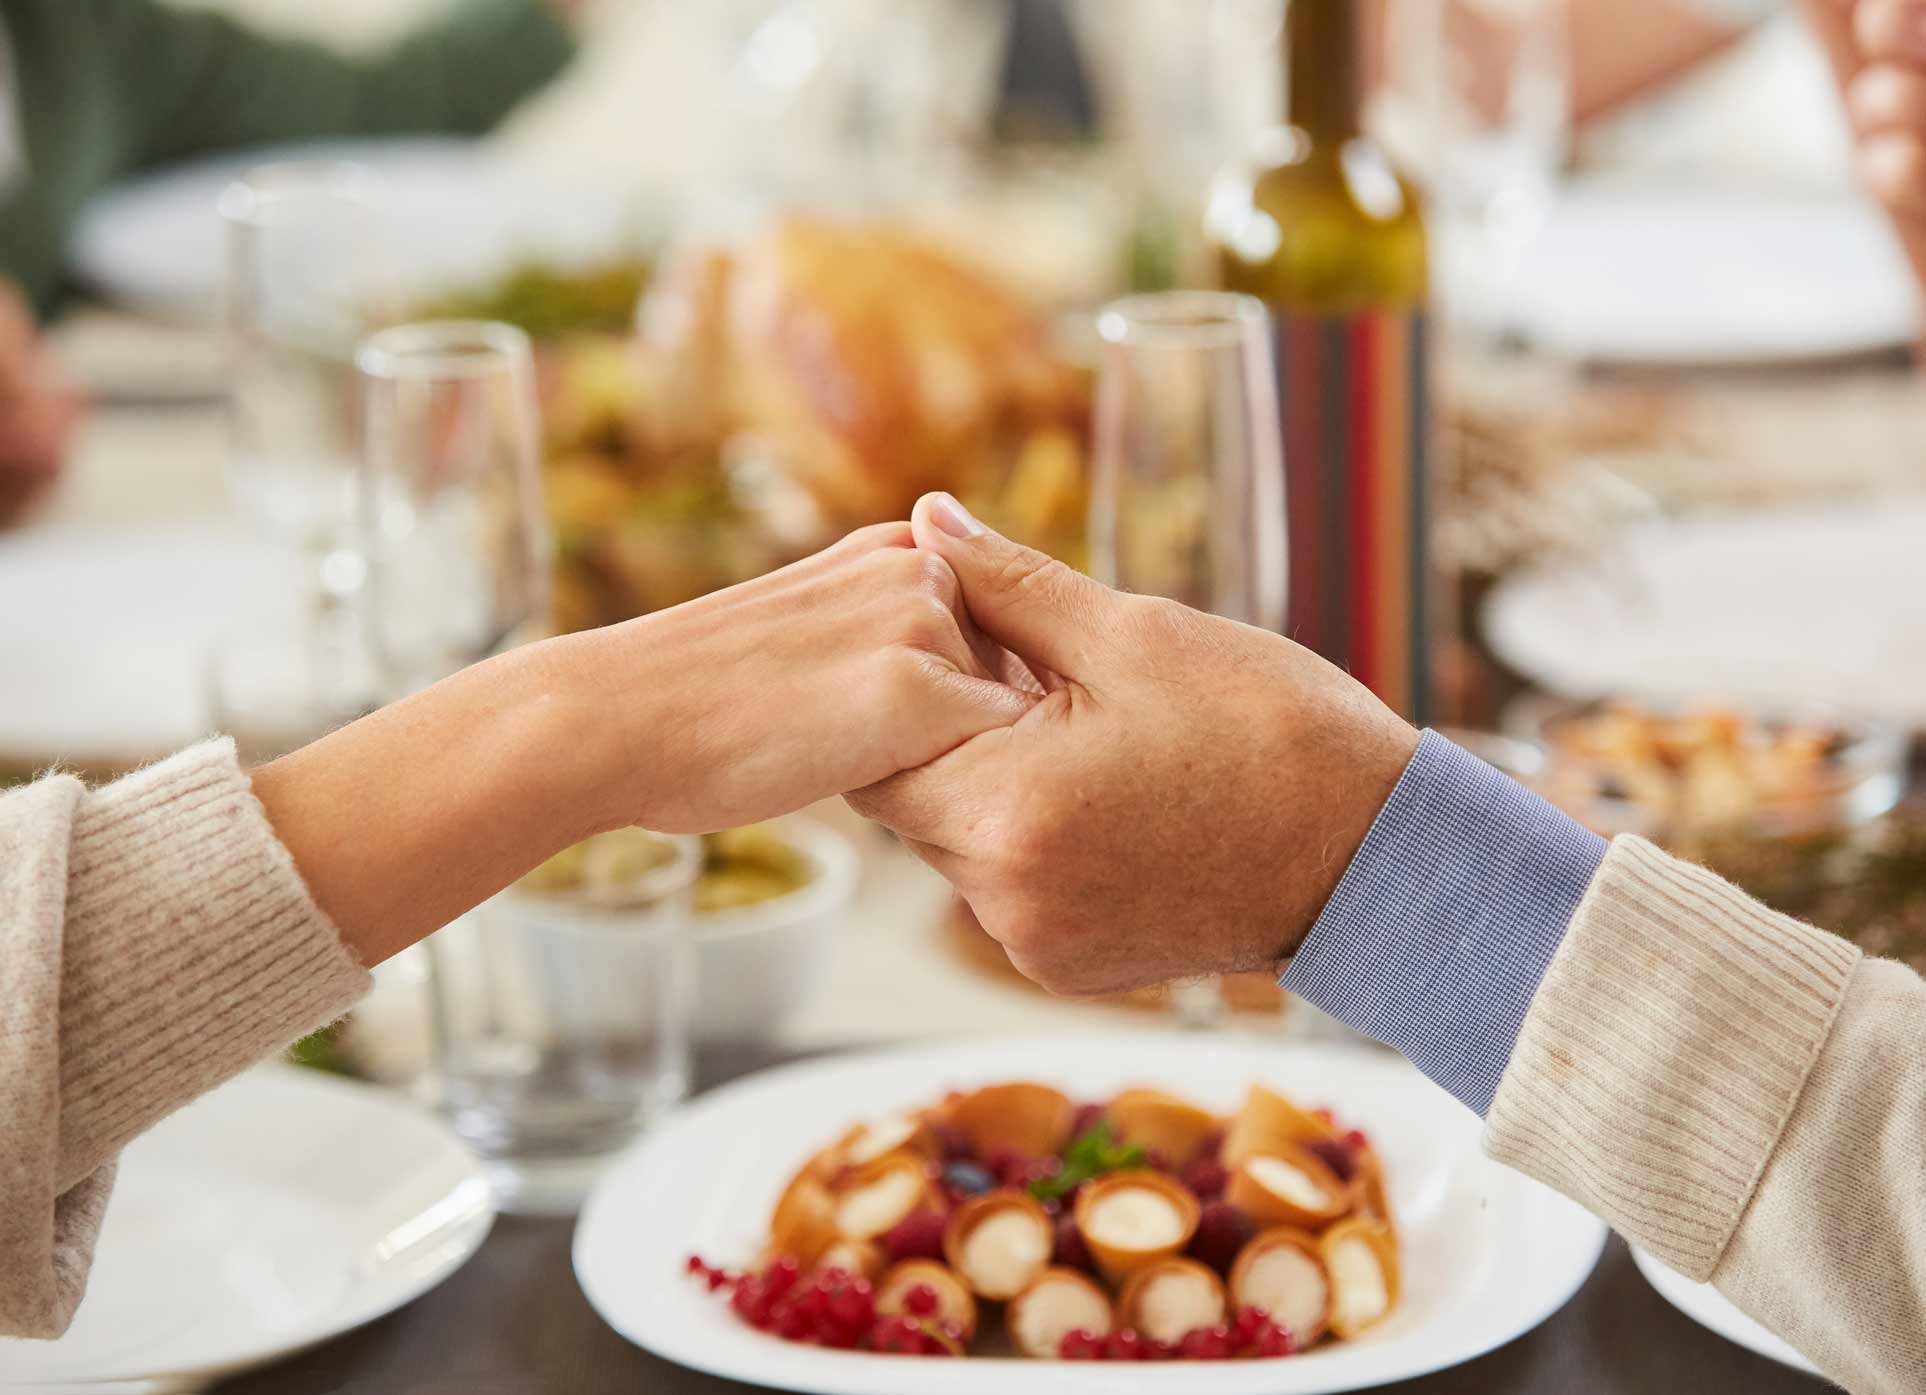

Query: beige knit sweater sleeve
left=1486, top=835, right=1924, bottom=1395
left=0, top=740, right=369, bottom=1338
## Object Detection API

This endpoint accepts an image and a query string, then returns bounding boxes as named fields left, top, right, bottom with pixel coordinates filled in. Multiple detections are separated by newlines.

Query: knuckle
left=839, top=521, right=914, bottom=557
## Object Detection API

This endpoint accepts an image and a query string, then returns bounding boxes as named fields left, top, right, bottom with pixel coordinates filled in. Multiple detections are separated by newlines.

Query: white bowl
left=693, top=817, right=859, bottom=1043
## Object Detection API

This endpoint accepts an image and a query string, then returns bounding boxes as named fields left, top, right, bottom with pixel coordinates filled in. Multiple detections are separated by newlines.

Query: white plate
left=574, top=1035, right=1606, bottom=1394
left=1458, top=181, right=1920, bottom=365
left=0, top=521, right=302, bottom=767
left=0, top=1066, right=493, bottom=1391
left=70, top=137, right=655, bottom=322
left=1630, top=1248, right=1819, bottom=1376
left=1483, top=500, right=1926, bottom=729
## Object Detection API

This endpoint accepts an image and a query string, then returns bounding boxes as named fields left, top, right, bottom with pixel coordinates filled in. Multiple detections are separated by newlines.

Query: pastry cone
left=1073, top=1171, right=1201, bottom=1284
left=1229, top=1227, right=1331, bottom=1348
left=1320, top=1218, right=1400, bottom=1339
left=770, top=1173, right=840, bottom=1266
left=1106, top=1089, right=1220, bottom=1165
left=1226, top=1146, right=1351, bottom=1229
left=811, top=1238, right=885, bottom=1282
left=832, top=1154, right=934, bottom=1240
left=1006, top=1267, right=1116, bottom=1359
left=948, top=1082, right=1074, bottom=1160
left=830, top=1115, right=937, bottom=1176
left=1351, top=1141, right=1394, bottom=1232
left=875, top=1259, right=980, bottom=1343
left=942, top=1190, right=1055, bottom=1300
left=1221, top=1083, right=1336, bottom=1168
left=1117, top=1257, right=1228, bottom=1346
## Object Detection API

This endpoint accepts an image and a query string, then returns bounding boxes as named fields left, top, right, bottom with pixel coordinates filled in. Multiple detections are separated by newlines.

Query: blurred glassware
left=221, top=161, right=391, bottom=610
left=1378, top=0, right=1571, bottom=336
left=355, top=320, right=552, bottom=697
left=427, top=830, right=703, bottom=1215
left=1089, top=290, right=1287, bottom=1028
left=205, top=622, right=375, bottom=765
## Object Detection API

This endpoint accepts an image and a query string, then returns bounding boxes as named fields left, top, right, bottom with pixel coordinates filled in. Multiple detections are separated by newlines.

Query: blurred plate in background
left=1483, top=500, right=1926, bottom=729
left=1630, top=1249, right=1819, bottom=1376
left=1458, top=181, right=1919, bottom=365
left=0, top=1067, right=492, bottom=1391
left=70, top=137, right=657, bottom=322
left=0, top=521, right=300, bottom=770
left=576, top=1034, right=1606, bottom=1394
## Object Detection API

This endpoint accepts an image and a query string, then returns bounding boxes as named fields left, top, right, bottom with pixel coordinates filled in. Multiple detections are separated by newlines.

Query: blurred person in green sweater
left=0, top=0, right=579, bottom=523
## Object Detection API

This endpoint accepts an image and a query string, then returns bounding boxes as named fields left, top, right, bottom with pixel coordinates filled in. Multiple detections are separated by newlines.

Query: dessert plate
left=0, top=1066, right=493, bottom=1392
left=1630, top=1248, right=1820, bottom=1377
left=574, top=1034, right=1606, bottom=1393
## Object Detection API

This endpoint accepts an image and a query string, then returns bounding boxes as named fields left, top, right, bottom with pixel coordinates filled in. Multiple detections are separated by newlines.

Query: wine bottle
left=1206, top=0, right=1432, bottom=719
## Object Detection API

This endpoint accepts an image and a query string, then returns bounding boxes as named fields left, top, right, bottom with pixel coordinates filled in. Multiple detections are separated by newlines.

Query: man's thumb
left=910, top=492, right=1112, bottom=680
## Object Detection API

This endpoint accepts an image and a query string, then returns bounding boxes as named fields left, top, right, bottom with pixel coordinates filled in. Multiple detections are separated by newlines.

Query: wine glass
left=1378, top=0, right=1571, bottom=335
left=1089, top=290, right=1288, bottom=1026
left=355, top=320, right=551, bottom=698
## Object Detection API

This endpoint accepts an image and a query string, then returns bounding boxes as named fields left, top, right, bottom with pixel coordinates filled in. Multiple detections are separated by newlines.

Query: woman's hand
left=847, top=495, right=1418, bottom=998
left=578, top=521, right=1036, bottom=834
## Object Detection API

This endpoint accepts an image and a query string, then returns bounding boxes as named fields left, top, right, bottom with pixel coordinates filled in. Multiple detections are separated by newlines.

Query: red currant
left=902, top=1283, right=939, bottom=1317
left=1252, top=1322, right=1295, bottom=1358
left=1107, top=1328, right=1145, bottom=1361
left=1058, top=1328, right=1102, bottom=1360
left=685, top=1254, right=706, bottom=1277
left=1305, top=1136, right=1358, bottom=1183
left=1052, top=1213, right=1096, bottom=1273
left=764, top=1256, right=802, bottom=1295
left=1070, top=1102, right=1107, bottom=1137
left=1188, top=1200, right=1256, bottom=1275
left=1180, top=1155, right=1230, bottom=1200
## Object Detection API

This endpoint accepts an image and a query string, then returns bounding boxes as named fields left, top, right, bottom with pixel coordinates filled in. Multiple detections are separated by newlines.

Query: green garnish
left=1029, top=1122, right=1145, bottom=1202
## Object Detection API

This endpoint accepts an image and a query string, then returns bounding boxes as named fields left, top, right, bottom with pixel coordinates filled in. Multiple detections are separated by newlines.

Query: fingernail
left=928, top=492, right=985, bottom=539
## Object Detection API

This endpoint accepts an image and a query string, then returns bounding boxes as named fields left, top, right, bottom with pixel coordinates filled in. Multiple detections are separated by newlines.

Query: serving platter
left=575, top=1034, right=1606, bottom=1394
left=0, top=1066, right=493, bottom=1392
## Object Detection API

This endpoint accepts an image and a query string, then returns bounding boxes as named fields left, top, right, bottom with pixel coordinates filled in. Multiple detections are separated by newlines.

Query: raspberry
left=902, top=1283, right=940, bottom=1317
left=880, top=1209, right=946, bottom=1263
left=1180, top=1156, right=1229, bottom=1200
left=1188, top=1200, right=1256, bottom=1275
left=1053, top=1212, right=1096, bottom=1272
left=1304, top=1136, right=1358, bottom=1183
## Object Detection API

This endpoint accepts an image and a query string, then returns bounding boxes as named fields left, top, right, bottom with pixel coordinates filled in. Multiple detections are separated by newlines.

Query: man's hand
left=1803, top=0, right=1926, bottom=304
left=846, top=493, right=1419, bottom=998
left=0, top=282, right=81, bottom=527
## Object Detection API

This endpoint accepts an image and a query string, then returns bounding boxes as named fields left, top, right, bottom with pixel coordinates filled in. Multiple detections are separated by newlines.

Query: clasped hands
left=609, top=492, right=1417, bottom=999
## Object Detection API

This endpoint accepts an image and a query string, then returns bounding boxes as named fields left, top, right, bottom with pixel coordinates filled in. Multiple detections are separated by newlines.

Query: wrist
left=534, top=622, right=666, bottom=838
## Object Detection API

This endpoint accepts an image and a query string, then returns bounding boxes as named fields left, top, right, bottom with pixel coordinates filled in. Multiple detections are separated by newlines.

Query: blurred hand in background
left=1804, top=0, right=1926, bottom=319
left=0, top=279, right=80, bottom=527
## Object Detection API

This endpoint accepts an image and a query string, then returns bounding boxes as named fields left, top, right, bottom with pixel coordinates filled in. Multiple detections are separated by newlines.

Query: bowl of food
left=1477, top=697, right=1906, bottom=847
left=690, top=817, right=859, bottom=1044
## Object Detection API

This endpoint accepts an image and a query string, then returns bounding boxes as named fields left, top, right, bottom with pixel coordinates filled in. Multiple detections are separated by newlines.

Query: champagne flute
left=1090, top=290, right=1288, bottom=1027
left=355, top=320, right=551, bottom=698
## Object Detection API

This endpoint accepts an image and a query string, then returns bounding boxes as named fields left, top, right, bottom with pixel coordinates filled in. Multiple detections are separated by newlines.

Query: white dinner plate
left=574, top=1035, right=1607, bottom=1394
left=0, top=1066, right=493, bottom=1392
left=1456, top=181, right=1920, bottom=366
left=70, top=137, right=656, bottom=322
left=0, top=521, right=302, bottom=768
left=1630, top=1248, right=1820, bottom=1376
left=1483, top=500, right=1926, bottom=729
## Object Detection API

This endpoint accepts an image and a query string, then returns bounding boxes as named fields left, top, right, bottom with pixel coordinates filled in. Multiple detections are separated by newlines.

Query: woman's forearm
left=250, top=628, right=629, bottom=969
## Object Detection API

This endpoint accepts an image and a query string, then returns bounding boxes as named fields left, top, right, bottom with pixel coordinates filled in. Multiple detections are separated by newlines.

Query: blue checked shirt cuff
left=1280, top=730, right=1608, bottom=1116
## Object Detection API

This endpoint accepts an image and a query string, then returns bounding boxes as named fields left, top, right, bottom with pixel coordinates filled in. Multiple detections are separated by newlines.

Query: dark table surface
left=217, top=1048, right=1838, bottom=1395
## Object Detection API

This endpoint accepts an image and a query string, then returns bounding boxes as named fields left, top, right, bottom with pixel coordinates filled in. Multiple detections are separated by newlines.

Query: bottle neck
left=1284, top=0, right=1363, bottom=141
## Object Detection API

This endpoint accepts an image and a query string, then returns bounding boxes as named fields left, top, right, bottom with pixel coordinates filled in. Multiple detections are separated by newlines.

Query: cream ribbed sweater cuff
left=55, top=739, right=371, bottom=1193
left=1483, top=835, right=1859, bottom=1280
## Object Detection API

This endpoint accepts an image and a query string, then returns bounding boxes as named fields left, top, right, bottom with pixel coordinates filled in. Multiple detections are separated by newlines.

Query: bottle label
left=1272, top=311, right=1431, bottom=721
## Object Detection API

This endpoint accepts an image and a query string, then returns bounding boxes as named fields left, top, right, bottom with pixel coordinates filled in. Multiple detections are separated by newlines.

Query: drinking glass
left=355, top=320, right=551, bottom=698
left=427, top=835, right=703, bottom=1214
left=1090, top=290, right=1287, bottom=1026
left=205, top=623, right=375, bottom=764
left=221, top=161, right=388, bottom=597
left=1379, top=0, right=1571, bottom=333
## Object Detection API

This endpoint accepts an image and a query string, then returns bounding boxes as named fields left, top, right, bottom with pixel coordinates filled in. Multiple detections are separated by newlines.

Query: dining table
left=27, top=299, right=1899, bottom=1395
